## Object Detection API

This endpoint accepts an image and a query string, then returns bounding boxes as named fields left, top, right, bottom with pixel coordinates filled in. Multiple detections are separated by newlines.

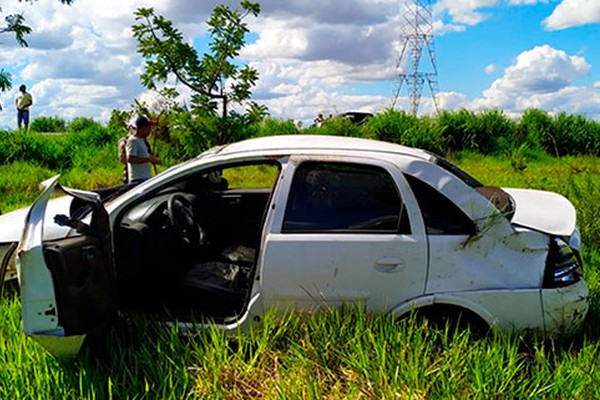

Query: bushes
left=0, top=130, right=67, bottom=170
left=68, top=117, right=101, bottom=133
left=30, top=116, right=66, bottom=133
left=338, top=108, right=600, bottom=157
left=255, top=118, right=299, bottom=137
left=3, top=108, right=600, bottom=172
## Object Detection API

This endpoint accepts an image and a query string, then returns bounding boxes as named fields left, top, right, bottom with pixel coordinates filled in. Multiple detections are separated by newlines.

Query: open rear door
left=18, top=176, right=118, bottom=359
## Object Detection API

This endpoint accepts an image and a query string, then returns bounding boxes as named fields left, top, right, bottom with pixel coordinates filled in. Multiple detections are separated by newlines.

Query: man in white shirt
left=15, top=84, right=33, bottom=130
left=125, top=116, right=160, bottom=182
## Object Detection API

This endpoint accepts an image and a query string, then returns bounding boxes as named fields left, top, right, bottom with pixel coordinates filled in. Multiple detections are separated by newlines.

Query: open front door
left=18, top=176, right=118, bottom=359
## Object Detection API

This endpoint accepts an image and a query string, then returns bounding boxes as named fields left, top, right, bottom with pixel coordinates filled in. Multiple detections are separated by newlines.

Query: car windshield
left=427, top=151, right=515, bottom=216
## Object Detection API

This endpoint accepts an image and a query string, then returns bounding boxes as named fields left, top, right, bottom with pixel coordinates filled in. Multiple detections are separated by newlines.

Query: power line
left=393, top=0, right=440, bottom=115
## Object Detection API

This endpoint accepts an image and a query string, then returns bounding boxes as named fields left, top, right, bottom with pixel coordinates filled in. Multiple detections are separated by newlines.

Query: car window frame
left=272, top=156, right=423, bottom=236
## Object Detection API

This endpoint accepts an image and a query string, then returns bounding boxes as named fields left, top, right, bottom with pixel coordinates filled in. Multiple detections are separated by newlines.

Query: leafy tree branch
left=132, top=1, right=261, bottom=125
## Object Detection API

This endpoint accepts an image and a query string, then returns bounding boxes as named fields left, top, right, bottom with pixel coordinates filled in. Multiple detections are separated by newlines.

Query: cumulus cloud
left=434, top=0, right=499, bottom=26
left=544, top=0, right=600, bottom=30
left=0, top=0, right=416, bottom=128
left=0, top=0, right=595, bottom=130
left=471, top=45, right=600, bottom=118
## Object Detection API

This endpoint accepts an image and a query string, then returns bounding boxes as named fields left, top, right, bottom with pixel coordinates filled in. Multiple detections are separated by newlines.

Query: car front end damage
left=540, top=231, right=588, bottom=335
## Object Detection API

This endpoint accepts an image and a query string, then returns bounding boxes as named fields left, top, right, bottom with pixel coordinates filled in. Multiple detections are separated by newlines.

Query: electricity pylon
left=392, top=0, right=440, bottom=115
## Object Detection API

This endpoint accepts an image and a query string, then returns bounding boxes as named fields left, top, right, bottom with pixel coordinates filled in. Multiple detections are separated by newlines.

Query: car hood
left=0, top=196, right=73, bottom=243
left=503, top=188, right=576, bottom=236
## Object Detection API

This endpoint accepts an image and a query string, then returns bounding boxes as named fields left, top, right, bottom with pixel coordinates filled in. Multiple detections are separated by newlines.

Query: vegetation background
left=2, top=108, right=600, bottom=398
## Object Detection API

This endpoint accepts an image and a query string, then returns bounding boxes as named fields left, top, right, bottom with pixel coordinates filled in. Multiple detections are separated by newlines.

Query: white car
left=0, top=135, right=588, bottom=358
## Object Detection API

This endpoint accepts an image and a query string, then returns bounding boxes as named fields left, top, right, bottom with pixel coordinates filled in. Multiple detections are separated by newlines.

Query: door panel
left=19, top=176, right=117, bottom=358
left=44, top=235, right=117, bottom=335
left=261, top=159, right=428, bottom=312
left=262, top=233, right=427, bottom=311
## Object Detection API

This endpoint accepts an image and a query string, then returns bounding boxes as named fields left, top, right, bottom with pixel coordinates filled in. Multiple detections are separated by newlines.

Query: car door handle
left=374, top=258, right=405, bottom=273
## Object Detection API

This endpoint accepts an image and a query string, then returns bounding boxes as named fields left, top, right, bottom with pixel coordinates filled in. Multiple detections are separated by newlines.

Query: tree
left=0, top=0, right=74, bottom=90
left=132, top=1, right=261, bottom=144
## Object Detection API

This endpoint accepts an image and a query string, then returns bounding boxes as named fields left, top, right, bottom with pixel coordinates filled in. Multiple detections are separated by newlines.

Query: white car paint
left=504, top=188, right=577, bottom=236
left=8, top=135, right=589, bottom=360
left=0, top=195, right=73, bottom=243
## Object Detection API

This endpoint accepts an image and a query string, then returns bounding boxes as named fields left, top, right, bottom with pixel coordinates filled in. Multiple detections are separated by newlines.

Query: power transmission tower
left=392, top=0, right=440, bottom=115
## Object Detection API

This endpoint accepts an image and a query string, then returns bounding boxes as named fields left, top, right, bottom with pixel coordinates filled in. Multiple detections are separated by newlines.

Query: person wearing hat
left=125, top=115, right=160, bottom=182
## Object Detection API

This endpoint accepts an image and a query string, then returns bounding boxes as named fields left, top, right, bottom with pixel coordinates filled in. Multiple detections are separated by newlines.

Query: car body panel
left=388, top=289, right=545, bottom=331
left=425, top=230, right=548, bottom=293
left=261, top=233, right=427, bottom=310
left=18, top=176, right=118, bottom=359
left=0, top=196, right=73, bottom=243
left=504, top=188, right=576, bottom=236
left=18, top=176, right=64, bottom=335
left=260, top=155, right=428, bottom=311
left=542, top=280, right=589, bottom=335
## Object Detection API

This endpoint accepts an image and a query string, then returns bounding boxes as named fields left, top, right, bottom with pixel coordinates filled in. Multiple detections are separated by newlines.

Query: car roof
left=215, top=134, right=435, bottom=162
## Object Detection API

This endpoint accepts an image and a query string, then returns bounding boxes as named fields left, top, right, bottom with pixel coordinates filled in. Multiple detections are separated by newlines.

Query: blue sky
left=0, top=0, right=598, bottom=129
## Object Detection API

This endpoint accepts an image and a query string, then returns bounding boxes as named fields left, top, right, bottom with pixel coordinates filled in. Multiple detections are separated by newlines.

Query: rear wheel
left=414, top=305, right=490, bottom=337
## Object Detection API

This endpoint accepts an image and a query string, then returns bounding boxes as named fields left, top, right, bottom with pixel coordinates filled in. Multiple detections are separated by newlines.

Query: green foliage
left=167, top=111, right=220, bottom=159
left=30, top=116, right=66, bottom=133
left=476, top=109, right=517, bottom=154
left=552, top=113, right=600, bottom=156
left=0, top=68, right=11, bottom=91
left=520, top=108, right=555, bottom=153
left=107, top=108, right=130, bottom=135
left=363, top=109, right=445, bottom=153
left=0, top=129, right=67, bottom=169
left=247, top=101, right=270, bottom=124
left=436, top=109, right=480, bottom=152
left=317, top=115, right=364, bottom=137
left=68, top=117, right=100, bottom=133
left=2, top=13, right=32, bottom=46
left=256, top=118, right=299, bottom=137
left=132, top=1, right=262, bottom=132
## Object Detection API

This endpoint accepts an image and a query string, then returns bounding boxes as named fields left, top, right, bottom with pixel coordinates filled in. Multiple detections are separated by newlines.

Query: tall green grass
left=2, top=292, right=600, bottom=399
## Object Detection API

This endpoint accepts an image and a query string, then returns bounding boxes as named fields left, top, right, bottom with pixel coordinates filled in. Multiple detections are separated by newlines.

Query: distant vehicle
left=340, top=111, right=373, bottom=125
left=0, top=135, right=588, bottom=359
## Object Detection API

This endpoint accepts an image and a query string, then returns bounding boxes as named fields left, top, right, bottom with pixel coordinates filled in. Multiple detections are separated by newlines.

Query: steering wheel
left=166, top=193, right=203, bottom=247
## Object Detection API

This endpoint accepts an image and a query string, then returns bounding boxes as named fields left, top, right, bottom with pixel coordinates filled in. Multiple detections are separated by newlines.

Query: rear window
left=404, top=174, right=475, bottom=235
left=426, top=152, right=514, bottom=215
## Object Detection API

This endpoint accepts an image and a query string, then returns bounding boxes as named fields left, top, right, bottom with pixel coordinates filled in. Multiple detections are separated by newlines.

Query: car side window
left=404, top=174, right=476, bottom=235
left=282, top=162, right=410, bottom=233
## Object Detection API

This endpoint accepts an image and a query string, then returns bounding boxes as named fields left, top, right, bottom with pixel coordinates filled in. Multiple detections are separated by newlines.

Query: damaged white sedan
left=0, top=135, right=588, bottom=358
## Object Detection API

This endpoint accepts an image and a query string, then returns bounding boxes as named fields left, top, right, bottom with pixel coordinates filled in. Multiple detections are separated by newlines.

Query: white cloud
left=434, top=0, right=499, bottom=26
left=0, top=0, right=414, bottom=128
left=471, top=45, right=600, bottom=118
left=0, top=0, right=596, bottom=131
left=484, top=64, right=497, bottom=74
left=485, top=45, right=589, bottom=96
left=544, top=0, right=600, bottom=30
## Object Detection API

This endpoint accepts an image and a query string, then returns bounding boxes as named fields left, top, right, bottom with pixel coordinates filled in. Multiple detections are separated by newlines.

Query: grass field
left=1, top=153, right=600, bottom=399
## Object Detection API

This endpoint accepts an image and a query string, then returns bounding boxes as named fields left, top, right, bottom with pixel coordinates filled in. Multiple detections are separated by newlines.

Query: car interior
left=111, top=162, right=280, bottom=323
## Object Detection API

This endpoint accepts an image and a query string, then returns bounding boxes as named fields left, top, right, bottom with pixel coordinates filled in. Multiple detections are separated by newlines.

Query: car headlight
left=543, top=236, right=583, bottom=288
left=0, top=242, right=19, bottom=283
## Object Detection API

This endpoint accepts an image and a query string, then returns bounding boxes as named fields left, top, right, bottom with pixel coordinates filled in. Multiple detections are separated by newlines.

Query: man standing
left=125, top=115, right=159, bottom=183
left=15, top=84, right=33, bottom=130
